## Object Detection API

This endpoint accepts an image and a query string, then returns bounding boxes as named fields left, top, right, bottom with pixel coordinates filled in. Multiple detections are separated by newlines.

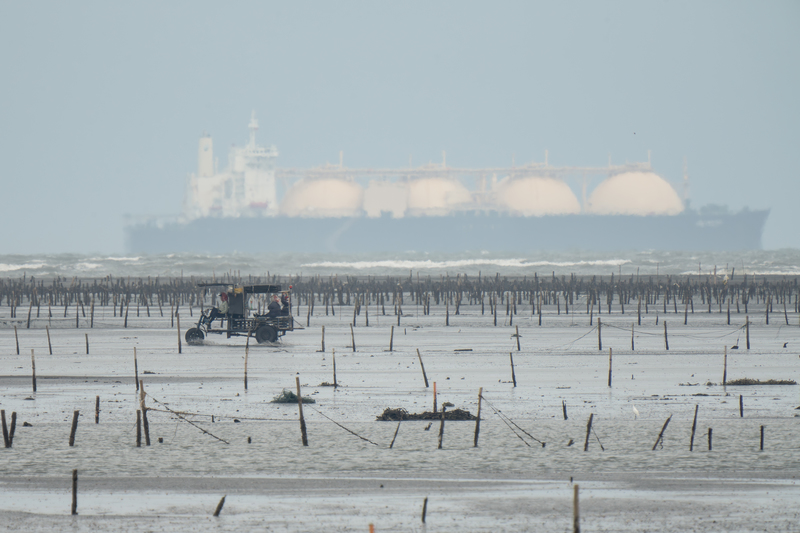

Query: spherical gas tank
left=587, top=172, right=683, bottom=215
left=279, top=178, right=364, bottom=217
left=495, top=176, right=580, bottom=216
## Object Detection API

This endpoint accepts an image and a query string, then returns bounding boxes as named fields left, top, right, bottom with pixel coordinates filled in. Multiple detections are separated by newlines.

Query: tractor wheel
left=256, top=325, right=278, bottom=344
left=185, top=328, right=205, bottom=344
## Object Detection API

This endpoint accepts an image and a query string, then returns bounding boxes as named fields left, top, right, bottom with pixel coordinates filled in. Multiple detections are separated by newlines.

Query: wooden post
left=723, top=346, right=727, bottom=386
left=515, top=325, right=521, bottom=351
left=739, top=394, right=743, bottom=417
left=562, top=400, right=568, bottom=420
left=136, top=410, right=142, bottom=447
left=320, top=326, right=325, bottom=352
left=583, top=413, right=593, bottom=452
left=129, top=347, right=139, bottom=395
left=638, top=296, right=642, bottom=326
left=607, top=347, right=612, bottom=387
left=139, top=380, right=150, bottom=446
left=95, top=396, right=99, bottom=424
left=652, top=414, right=672, bottom=450
left=14, top=326, right=19, bottom=355
left=433, top=382, right=437, bottom=413
left=69, top=410, right=79, bottom=446
left=71, top=469, right=78, bottom=515
left=46, top=325, right=52, bottom=355
left=631, top=323, right=634, bottom=350
left=708, top=428, right=713, bottom=451
left=243, top=325, right=254, bottom=391
left=416, top=349, right=429, bottom=387
left=296, top=377, right=309, bottom=446
left=473, top=388, right=482, bottom=447
left=664, top=321, right=669, bottom=350
left=31, top=349, right=36, bottom=393
left=689, top=404, right=698, bottom=451
left=85, top=333, right=89, bottom=355
left=90, top=297, right=94, bottom=328
left=446, top=299, right=449, bottom=326
left=332, top=348, right=337, bottom=388
left=760, top=425, right=764, bottom=450
left=746, top=315, right=750, bottom=349
left=421, top=497, right=428, bottom=524
left=573, top=484, right=580, bottom=533
left=389, top=325, right=394, bottom=352
left=213, top=495, right=226, bottom=517
left=176, top=312, right=182, bottom=354
left=1, top=410, right=9, bottom=448
left=350, top=324, right=356, bottom=352
left=597, top=318, right=602, bottom=350
left=437, top=406, right=446, bottom=449
left=76, top=299, right=79, bottom=329
left=509, top=352, right=517, bottom=387
left=389, top=420, right=401, bottom=449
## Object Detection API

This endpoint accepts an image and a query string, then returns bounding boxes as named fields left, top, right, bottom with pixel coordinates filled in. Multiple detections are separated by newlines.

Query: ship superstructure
left=183, top=112, right=279, bottom=219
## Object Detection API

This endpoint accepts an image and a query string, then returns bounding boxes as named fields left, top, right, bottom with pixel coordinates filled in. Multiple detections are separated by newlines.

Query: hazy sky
left=0, top=1, right=797, bottom=253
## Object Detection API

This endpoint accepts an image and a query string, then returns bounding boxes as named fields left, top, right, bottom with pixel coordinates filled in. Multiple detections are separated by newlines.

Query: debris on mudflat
left=376, top=407, right=476, bottom=421
left=270, top=389, right=316, bottom=404
left=725, top=378, right=797, bottom=386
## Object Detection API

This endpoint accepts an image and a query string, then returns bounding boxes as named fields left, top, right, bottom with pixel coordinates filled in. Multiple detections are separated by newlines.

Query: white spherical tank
left=364, top=181, right=409, bottom=218
left=587, top=172, right=684, bottom=215
left=406, top=178, right=472, bottom=215
left=495, top=176, right=580, bottom=216
left=279, top=178, right=364, bottom=217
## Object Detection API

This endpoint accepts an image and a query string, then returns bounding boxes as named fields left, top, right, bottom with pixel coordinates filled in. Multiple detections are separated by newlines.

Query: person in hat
left=265, top=294, right=282, bottom=318
left=206, top=292, right=229, bottom=328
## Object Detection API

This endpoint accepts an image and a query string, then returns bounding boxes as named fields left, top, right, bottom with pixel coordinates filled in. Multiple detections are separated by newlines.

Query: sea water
left=1, top=249, right=800, bottom=278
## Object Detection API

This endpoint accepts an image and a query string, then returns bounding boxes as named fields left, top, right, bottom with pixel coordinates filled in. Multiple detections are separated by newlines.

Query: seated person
left=280, top=293, right=291, bottom=315
left=265, top=294, right=282, bottom=318
left=206, top=292, right=229, bottom=327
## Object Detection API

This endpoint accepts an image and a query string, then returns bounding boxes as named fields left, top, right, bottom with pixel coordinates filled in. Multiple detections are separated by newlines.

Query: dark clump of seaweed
left=270, top=389, right=316, bottom=404
left=376, top=407, right=476, bottom=421
left=725, top=378, right=797, bottom=386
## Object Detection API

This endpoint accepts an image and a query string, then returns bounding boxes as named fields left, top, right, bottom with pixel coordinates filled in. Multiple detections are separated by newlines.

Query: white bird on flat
left=632, top=405, right=640, bottom=420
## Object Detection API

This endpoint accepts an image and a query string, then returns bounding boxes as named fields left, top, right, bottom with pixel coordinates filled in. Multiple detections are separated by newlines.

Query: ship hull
left=125, top=210, right=769, bottom=253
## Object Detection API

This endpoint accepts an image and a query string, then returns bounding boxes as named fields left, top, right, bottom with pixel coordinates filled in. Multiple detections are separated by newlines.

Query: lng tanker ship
left=124, top=114, right=769, bottom=253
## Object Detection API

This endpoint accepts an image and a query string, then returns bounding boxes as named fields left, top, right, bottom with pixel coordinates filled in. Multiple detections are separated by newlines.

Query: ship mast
left=248, top=110, right=258, bottom=148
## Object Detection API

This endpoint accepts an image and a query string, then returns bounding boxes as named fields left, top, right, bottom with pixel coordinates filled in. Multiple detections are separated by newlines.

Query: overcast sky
left=0, top=1, right=797, bottom=253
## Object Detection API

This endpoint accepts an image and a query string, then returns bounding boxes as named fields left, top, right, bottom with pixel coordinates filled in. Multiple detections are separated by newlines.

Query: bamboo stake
left=416, top=349, right=429, bottom=387
left=689, top=404, right=698, bottom=451
left=176, top=311, right=182, bottom=354
left=71, top=469, right=78, bottom=515
left=583, top=413, right=593, bottom=452
left=473, top=387, right=482, bottom=447
left=652, top=414, right=673, bottom=450
left=31, top=349, right=36, bottom=393
left=573, top=484, right=580, bottom=533
left=296, top=376, right=309, bottom=446
left=139, top=380, right=150, bottom=446
left=437, top=406, right=446, bottom=449
left=69, top=410, right=79, bottom=446
left=213, top=496, right=226, bottom=517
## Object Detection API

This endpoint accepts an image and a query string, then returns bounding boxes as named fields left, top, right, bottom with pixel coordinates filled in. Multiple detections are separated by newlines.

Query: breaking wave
left=300, top=259, right=631, bottom=270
